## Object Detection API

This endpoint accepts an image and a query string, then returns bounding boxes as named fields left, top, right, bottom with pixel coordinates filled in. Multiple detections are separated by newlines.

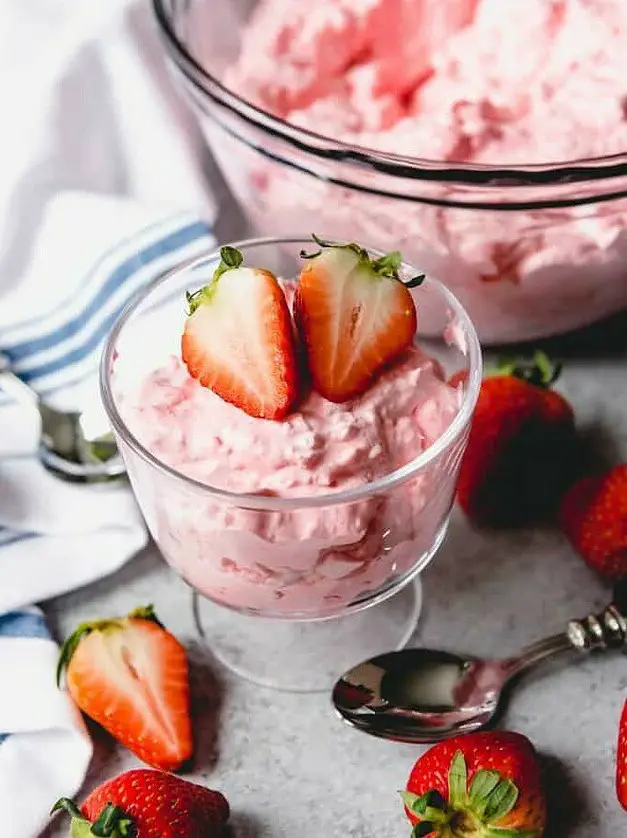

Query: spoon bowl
left=0, top=353, right=126, bottom=483
left=333, top=649, right=507, bottom=743
left=332, top=595, right=627, bottom=743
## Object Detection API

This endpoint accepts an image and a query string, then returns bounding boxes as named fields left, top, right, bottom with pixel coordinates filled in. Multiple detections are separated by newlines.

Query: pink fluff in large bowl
left=153, top=0, right=627, bottom=343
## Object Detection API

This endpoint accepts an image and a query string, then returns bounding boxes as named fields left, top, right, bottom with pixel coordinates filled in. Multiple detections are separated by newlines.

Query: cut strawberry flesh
left=296, top=248, right=417, bottom=402
left=182, top=267, right=297, bottom=420
left=68, top=620, right=192, bottom=771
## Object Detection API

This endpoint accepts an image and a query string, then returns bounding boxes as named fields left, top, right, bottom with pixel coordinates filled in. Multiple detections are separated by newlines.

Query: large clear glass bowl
left=152, top=0, right=627, bottom=345
left=101, top=237, right=481, bottom=689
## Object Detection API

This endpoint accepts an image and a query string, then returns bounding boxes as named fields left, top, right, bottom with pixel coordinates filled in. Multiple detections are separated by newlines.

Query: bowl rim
left=100, top=235, right=482, bottom=511
left=151, top=0, right=627, bottom=193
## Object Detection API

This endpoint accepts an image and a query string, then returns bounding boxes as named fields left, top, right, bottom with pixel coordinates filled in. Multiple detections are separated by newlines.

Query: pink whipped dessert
left=228, top=0, right=627, bottom=163
left=115, top=261, right=468, bottom=615
left=214, top=0, right=627, bottom=341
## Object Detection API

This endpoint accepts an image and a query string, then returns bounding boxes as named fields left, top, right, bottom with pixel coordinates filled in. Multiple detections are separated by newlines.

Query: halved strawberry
left=182, top=246, right=298, bottom=420
left=57, top=605, right=192, bottom=772
left=294, top=236, right=422, bottom=402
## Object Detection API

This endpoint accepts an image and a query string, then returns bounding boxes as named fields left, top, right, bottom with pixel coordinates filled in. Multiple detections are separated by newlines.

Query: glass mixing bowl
left=101, top=237, right=481, bottom=690
left=152, top=0, right=627, bottom=345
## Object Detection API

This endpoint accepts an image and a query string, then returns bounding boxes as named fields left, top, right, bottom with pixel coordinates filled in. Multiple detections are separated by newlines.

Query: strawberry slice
left=57, top=605, right=192, bottom=772
left=181, top=246, right=298, bottom=420
left=294, top=236, right=422, bottom=402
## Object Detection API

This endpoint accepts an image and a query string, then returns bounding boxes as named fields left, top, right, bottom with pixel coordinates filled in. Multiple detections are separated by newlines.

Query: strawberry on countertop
left=182, top=245, right=298, bottom=420
left=295, top=235, right=423, bottom=402
left=402, top=731, right=546, bottom=837
left=560, top=463, right=627, bottom=580
left=457, top=352, right=580, bottom=528
left=617, top=698, right=627, bottom=811
left=57, top=605, right=192, bottom=772
left=53, top=769, right=229, bottom=837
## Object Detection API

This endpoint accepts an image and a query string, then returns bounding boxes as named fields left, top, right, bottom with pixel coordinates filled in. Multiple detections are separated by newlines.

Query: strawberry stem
left=51, top=798, right=85, bottom=820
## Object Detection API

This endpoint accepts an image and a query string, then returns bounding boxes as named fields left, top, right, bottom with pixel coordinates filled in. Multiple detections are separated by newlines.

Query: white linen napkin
left=0, top=1, right=218, bottom=835
left=1, top=609, right=92, bottom=838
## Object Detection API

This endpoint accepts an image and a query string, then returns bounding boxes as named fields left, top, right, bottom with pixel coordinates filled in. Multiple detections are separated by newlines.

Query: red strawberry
left=57, top=605, right=192, bottom=772
left=294, top=235, right=422, bottom=402
left=617, top=699, right=627, bottom=810
left=560, top=464, right=627, bottom=580
left=402, top=731, right=546, bottom=837
left=182, top=245, right=298, bottom=420
left=456, top=352, right=579, bottom=527
left=52, top=769, right=229, bottom=837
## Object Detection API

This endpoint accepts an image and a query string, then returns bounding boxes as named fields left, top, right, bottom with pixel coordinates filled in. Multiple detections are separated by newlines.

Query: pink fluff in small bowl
left=101, top=237, right=481, bottom=621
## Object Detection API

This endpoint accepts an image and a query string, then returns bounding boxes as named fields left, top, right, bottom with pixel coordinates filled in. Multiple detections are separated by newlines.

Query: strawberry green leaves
left=51, top=799, right=134, bottom=838
left=482, top=778, right=519, bottom=822
left=299, top=234, right=425, bottom=287
left=448, top=750, right=468, bottom=806
left=402, top=751, right=537, bottom=837
left=468, top=769, right=501, bottom=807
left=185, top=246, right=245, bottom=314
left=401, top=789, right=448, bottom=823
left=493, top=350, right=561, bottom=389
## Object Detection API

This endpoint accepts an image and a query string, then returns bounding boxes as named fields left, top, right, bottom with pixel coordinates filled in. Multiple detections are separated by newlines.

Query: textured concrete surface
left=41, top=343, right=627, bottom=837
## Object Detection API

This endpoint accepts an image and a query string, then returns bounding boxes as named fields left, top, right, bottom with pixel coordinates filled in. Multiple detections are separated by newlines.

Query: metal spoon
left=0, top=352, right=126, bottom=483
left=332, top=593, right=627, bottom=743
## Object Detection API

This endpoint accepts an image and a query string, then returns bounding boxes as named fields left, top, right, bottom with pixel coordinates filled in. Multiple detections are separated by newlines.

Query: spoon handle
left=503, top=602, right=627, bottom=679
left=0, top=353, right=40, bottom=409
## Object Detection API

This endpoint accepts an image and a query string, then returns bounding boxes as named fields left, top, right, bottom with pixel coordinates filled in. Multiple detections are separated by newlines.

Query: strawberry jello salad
left=115, top=239, right=470, bottom=616
left=214, top=0, right=627, bottom=342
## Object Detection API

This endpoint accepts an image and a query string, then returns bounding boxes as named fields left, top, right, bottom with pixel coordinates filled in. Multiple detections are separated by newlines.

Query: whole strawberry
left=57, top=605, right=192, bottom=771
left=456, top=352, right=579, bottom=527
left=402, top=731, right=546, bottom=837
left=52, top=769, right=229, bottom=837
left=617, top=699, right=627, bottom=810
left=560, top=464, right=627, bottom=579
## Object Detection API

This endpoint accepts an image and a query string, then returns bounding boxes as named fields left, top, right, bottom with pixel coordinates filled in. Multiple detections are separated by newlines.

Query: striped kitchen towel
left=1, top=608, right=92, bottom=837
left=0, top=191, right=216, bottom=837
left=0, top=190, right=216, bottom=614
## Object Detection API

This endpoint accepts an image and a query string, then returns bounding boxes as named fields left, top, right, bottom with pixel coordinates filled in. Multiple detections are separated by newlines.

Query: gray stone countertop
left=42, top=324, right=627, bottom=838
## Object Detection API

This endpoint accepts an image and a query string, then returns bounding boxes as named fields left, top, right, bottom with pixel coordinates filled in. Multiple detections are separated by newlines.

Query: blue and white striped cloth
left=0, top=200, right=213, bottom=402
left=0, top=191, right=216, bottom=837
left=0, top=191, right=215, bottom=612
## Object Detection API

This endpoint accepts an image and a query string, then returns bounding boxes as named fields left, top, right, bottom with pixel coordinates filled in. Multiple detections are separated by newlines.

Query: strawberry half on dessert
left=182, top=246, right=298, bottom=420
left=294, top=235, right=423, bottom=402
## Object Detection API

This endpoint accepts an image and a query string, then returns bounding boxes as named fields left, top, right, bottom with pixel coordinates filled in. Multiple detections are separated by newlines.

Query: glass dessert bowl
left=101, top=237, right=481, bottom=690
left=153, top=0, right=627, bottom=344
